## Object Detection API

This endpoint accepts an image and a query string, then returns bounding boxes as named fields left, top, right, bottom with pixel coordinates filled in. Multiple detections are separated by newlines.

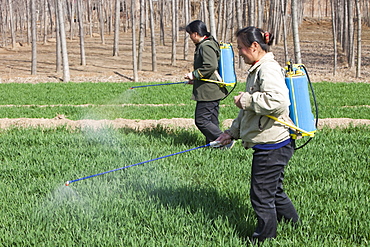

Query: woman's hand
left=234, top=92, right=244, bottom=109
left=215, top=132, right=233, bottom=146
left=184, top=72, right=194, bottom=80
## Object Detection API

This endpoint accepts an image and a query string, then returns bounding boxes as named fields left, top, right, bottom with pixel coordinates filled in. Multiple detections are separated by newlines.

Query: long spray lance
left=129, top=81, right=188, bottom=89
left=65, top=141, right=221, bottom=186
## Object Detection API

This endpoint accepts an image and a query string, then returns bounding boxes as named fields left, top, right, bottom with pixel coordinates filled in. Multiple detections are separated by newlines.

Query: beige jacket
left=227, top=52, right=292, bottom=148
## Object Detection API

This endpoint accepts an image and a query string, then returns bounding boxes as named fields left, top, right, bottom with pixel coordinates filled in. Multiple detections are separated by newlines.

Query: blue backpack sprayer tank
left=267, top=62, right=318, bottom=150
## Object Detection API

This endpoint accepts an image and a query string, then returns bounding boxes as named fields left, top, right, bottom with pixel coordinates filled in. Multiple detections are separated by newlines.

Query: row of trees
left=0, top=0, right=368, bottom=81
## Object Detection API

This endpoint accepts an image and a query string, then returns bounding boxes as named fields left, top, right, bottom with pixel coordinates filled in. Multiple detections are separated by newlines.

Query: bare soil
left=0, top=115, right=369, bottom=131
left=0, top=19, right=369, bottom=129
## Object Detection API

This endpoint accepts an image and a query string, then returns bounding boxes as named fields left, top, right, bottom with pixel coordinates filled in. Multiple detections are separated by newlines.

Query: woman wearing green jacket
left=185, top=20, right=228, bottom=144
left=216, top=27, right=299, bottom=243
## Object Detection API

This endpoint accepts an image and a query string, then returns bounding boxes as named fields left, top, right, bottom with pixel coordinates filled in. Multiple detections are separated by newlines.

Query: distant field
left=0, top=81, right=369, bottom=120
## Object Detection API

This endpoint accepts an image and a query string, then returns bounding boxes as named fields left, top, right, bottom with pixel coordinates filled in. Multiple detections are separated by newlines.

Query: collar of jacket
left=248, top=52, right=275, bottom=73
left=196, top=35, right=216, bottom=46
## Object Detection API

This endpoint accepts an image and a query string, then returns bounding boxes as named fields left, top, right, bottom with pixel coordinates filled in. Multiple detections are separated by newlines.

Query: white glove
left=185, top=72, right=194, bottom=80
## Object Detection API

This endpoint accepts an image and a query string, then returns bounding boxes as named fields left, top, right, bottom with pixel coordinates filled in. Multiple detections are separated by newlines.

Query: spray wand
left=65, top=141, right=221, bottom=186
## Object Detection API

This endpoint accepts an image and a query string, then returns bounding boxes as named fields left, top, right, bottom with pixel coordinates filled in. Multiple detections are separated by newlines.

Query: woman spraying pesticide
left=216, top=27, right=300, bottom=242
left=184, top=20, right=233, bottom=148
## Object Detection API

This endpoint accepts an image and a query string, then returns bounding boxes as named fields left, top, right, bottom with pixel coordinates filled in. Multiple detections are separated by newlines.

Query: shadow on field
left=149, top=185, right=255, bottom=241
left=121, top=126, right=202, bottom=147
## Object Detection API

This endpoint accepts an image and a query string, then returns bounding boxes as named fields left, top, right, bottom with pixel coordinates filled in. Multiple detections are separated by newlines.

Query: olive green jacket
left=191, top=36, right=228, bottom=101
left=227, top=52, right=292, bottom=148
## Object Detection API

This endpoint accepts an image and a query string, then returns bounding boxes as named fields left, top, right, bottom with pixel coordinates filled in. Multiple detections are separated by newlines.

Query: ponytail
left=236, top=27, right=274, bottom=52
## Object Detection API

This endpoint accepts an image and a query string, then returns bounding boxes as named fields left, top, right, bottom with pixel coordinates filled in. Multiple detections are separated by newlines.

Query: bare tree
left=138, top=0, right=145, bottom=70
left=26, top=0, right=31, bottom=45
left=257, top=0, right=265, bottom=28
left=148, top=0, right=157, bottom=71
left=208, top=0, right=217, bottom=40
left=347, top=0, right=354, bottom=67
left=8, top=0, right=16, bottom=49
left=99, top=0, right=105, bottom=44
left=225, top=0, right=234, bottom=41
left=174, top=0, right=179, bottom=42
left=281, top=0, right=289, bottom=63
left=77, top=0, right=86, bottom=66
left=113, top=0, right=120, bottom=56
left=159, top=0, right=166, bottom=46
left=87, top=0, right=93, bottom=37
left=43, top=0, right=48, bottom=45
left=355, top=0, right=361, bottom=77
left=131, top=0, right=138, bottom=81
left=31, top=0, right=37, bottom=75
left=184, top=0, right=190, bottom=60
left=248, top=0, right=256, bottom=26
left=216, top=0, right=224, bottom=39
left=236, top=0, right=245, bottom=69
left=331, top=0, right=337, bottom=75
left=55, top=2, right=61, bottom=73
left=171, top=0, right=176, bottom=65
left=291, top=0, right=302, bottom=64
left=57, top=0, right=70, bottom=82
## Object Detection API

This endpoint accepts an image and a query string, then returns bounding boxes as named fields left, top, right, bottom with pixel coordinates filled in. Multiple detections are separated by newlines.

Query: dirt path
left=0, top=117, right=369, bottom=130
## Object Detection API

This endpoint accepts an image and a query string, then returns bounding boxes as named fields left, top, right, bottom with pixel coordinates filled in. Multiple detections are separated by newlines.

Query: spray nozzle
left=209, top=141, right=223, bottom=148
left=65, top=181, right=70, bottom=186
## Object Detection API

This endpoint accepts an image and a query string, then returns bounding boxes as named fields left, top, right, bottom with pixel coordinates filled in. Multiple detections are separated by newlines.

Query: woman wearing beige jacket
left=216, top=26, right=299, bottom=243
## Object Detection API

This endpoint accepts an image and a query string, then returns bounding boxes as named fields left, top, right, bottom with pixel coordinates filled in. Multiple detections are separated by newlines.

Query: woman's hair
left=186, top=20, right=211, bottom=37
left=236, top=26, right=274, bottom=52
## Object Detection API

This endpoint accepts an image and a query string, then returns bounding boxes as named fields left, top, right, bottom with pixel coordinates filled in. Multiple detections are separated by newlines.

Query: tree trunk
left=208, top=0, right=217, bottom=40
left=99, top=0, right=105, bottom=44
left=77, top=0, right=86, bottom=66
left=148, top=0, right=157, bottom=71
left=159, top=0, right=165, bottom=46
left=355, top=0, right=361, bottom=77
left=43, top=0, right=48, bottom=45
left=258, top=0, right=266, bottom=28
left=171, top=0, right=176, bottom=65
left=57, top=0, right=70, bottom=82
left=281, top=0, right=289, bottom=63
left=87, top=0, right=93, bottom=37
left=138, top=0, right=145, bottom=70
left=225, top=0, right=233, bottom=41
left=174, top=0, right=179, bottom=42
left=70, top=0, right=75, bottom=40
left=31, top=0, right=37, bottom=75
left=184, top=0, right=190, bottom=60
left=347, top=0, right=354, bottom=67
left=236, top=0, right=244, bottom=70
left=131, top=0, right=138, bottom=82
left=291, top=0, right=302, bottom=64
left=55, top=2, right=61, bottom=73
left=8, top=0, right=16, bottom=49
left=113, top=0, right=120, bottom=56
left=248, top=0, right=256, bottom=26
left=221, top=0, right=226, bottom=41
left=331, top=0, right=337, bottom=76
left=26, top=0, right=31, bottom=45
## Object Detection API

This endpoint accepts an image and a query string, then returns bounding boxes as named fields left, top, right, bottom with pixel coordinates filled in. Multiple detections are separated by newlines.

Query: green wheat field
left=0, top=81, right=369, bottom=246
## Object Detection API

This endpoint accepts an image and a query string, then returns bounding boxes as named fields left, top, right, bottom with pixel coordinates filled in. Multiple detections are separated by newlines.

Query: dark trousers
left=195, top=101, right=222, bottom=144
left=250, top=142, right=299, bottom=241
